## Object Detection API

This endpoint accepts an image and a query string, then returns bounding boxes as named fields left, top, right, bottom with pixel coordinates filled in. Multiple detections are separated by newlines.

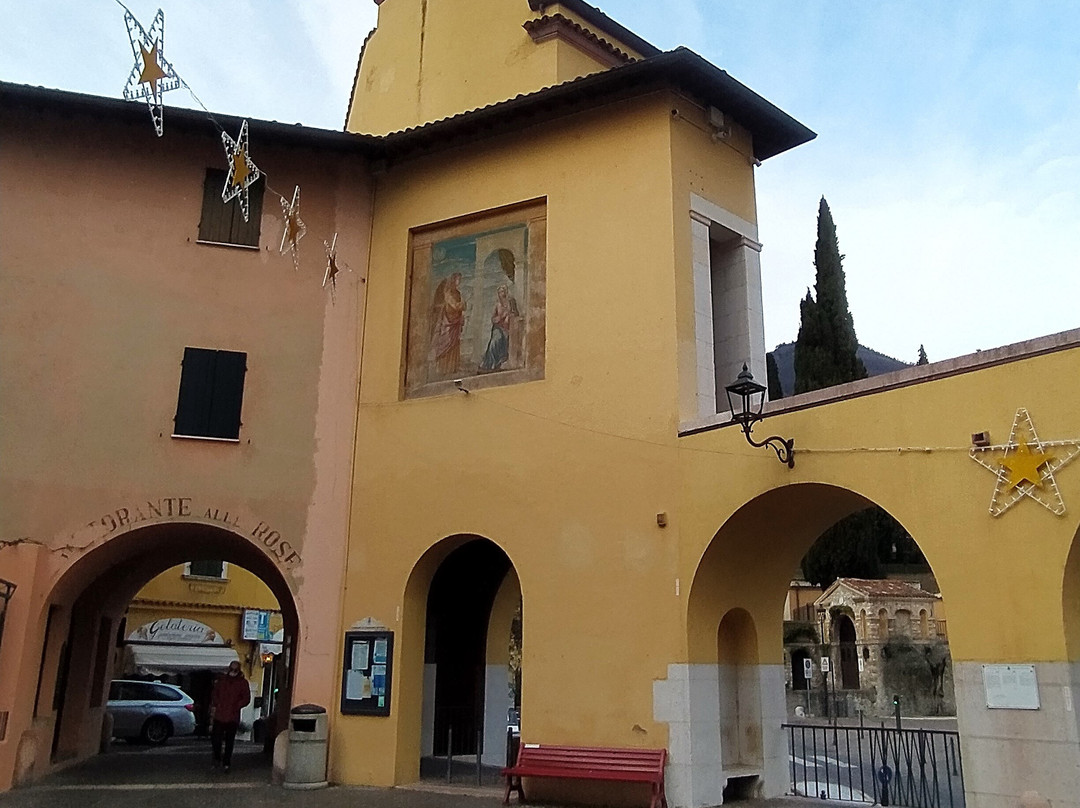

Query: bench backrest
left=515, top=744, right=666, bottom=777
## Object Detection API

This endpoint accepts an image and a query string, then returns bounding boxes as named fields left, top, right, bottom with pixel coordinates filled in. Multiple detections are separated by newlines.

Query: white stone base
left=654, top=663, right=788, bottom=807
left=420, top=663, right=436, bottom=757
left=482, top=663, right=512, bottom=767
left=954, top=661, right=1080, bottom=808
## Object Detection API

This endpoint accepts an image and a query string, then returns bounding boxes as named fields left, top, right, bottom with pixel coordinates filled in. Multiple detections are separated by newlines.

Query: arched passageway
left=683, top=483, right=954, bottom=804
left=407, top=536, right=520, bottom=780
left=14, top=520, right=301, bottom=786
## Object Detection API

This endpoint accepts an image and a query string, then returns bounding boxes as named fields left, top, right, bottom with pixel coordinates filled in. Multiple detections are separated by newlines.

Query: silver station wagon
left=107, top=680, right=197, bottom=744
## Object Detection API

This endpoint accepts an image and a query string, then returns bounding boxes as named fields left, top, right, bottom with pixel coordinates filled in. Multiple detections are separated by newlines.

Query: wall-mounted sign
left=983, top=664, right=1040, bottom=710
left=242, top=609, right=273, bottom=641
left=341, top=630, right=393, bottom=716
left=128, top=618, right=222, bottom=645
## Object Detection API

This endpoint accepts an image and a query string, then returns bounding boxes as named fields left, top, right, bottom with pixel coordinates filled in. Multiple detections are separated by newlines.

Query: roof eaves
left=376, top=49, right=815, bottom=163
left=0, top=81, right=380, bottom=155
left=528, top=0, right=662, bottom=57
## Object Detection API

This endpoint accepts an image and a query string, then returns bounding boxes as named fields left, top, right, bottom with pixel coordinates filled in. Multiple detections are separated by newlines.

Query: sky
left=2, top=0, right=1078, bottom=364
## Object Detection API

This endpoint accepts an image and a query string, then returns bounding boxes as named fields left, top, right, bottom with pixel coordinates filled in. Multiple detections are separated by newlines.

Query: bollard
left=476, top=728, right=482, bottom=786
left=446, top=726, right=453, bottom=783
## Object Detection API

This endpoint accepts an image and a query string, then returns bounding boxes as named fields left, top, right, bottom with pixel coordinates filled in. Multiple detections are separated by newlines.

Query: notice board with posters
left=341, top=630, right=393, bottom=716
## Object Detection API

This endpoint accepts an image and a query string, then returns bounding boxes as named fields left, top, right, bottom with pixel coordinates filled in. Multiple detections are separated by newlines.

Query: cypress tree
left=793, top=197, right=866, bottom=394
left=766, top=351, right=783, bottom=400
left=917, top=344, right=929, bottom=365
left=794, top=199, right=928, bottom=585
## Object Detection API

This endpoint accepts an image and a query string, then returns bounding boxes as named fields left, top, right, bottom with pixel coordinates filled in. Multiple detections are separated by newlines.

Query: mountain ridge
left=769, top=342, right=911, bottom=399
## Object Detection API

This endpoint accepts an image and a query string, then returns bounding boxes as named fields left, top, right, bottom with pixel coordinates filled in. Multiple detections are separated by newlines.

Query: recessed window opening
left=173, top=347, right=247, bottom=441
left=197, top=168, right=264, bottom=248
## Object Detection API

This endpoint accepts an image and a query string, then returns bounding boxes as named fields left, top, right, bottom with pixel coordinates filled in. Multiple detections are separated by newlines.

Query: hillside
left=769, top=342, right=911, bottom=399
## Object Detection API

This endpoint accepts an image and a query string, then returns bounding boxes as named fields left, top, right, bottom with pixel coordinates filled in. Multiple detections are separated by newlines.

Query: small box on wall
left=341, top=630, right=394, bottom=716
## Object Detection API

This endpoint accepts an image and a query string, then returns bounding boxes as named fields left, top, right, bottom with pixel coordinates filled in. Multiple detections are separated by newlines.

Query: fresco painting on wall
left=406, top=202, right=546, bottom=397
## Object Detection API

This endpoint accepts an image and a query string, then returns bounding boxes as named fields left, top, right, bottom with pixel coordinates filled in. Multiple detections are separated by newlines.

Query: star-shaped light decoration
left=279, top=186, right=307, bottom=271
left=323, top=234, right=350, bottom=302
left=221, top=121, right=262, bottom=223
left=122, top=9, right=181, bottom=137
left=970, top=408, right=1080, bottom=516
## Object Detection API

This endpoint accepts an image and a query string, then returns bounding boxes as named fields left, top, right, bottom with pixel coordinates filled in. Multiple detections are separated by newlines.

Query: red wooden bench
left=502, top=743, right=668, bottom=808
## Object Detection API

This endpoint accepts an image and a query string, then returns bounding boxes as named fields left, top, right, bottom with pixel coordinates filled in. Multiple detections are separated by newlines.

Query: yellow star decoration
left=220, top=121, right=262, bottom=223
left=970, top=408, right=1080, bottom=516
left=279, top=186, right=307, bottom=271
left=122, top=9, right=180, bottom=137
left=324, top=234, right=350, bottom=302
left=137, top=42, right=168, bottom=99
left=231, top=148, right=251, bottom=188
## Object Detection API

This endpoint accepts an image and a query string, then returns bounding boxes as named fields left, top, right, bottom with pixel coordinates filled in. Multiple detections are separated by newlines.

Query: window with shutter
left=187, top=560, right=226, bottom=578
left=173, top=347, right=247, bottom=440
left=197, top=168, right=264, bottom=248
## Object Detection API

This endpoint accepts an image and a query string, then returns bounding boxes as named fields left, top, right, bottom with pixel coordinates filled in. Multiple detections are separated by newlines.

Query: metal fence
left=784, top=723, right=964, bottom=808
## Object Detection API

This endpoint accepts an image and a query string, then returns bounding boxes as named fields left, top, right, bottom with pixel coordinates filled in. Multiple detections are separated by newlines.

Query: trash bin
left=284, top=704, right=329, bottom=789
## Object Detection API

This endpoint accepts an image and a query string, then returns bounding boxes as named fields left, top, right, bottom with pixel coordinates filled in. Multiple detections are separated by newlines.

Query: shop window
left=186, top=560, right=227, bottom=579
left=197, top=168, right=264, bottom=248
left=173, top=347, right=247, bottom=441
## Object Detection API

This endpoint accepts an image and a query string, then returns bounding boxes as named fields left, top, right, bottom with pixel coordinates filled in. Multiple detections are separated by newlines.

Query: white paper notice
left=346, top=670, right=364, bottom=700
left=983, top=664, right=1040, bottom=710
left=351, top=641, right=370, bottom=671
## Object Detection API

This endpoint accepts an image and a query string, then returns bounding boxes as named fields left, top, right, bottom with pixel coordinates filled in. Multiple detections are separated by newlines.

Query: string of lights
left=114, top=2, right=344, bottom=296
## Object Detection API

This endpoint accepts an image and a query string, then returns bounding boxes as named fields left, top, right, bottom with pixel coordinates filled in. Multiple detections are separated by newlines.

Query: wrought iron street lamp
left=724, top=364, right=795, bottom=468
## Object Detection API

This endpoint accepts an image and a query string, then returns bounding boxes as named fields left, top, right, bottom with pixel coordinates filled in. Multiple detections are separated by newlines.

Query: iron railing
left=784, top=722, right=964, bottom=808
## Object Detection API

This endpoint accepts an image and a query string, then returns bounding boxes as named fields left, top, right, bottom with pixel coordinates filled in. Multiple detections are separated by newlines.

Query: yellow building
left=122, top=563, right=283, bottom=735
left=2, top=2, right=1079, bottom=808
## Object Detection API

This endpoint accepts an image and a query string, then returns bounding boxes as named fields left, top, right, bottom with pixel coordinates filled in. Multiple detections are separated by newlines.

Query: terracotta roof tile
left=523, top=14, right=638, bottom=65
left=835, top=578, right=934, bottom=600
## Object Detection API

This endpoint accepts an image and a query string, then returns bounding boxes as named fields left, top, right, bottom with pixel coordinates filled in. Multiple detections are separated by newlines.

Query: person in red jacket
left=210, top=660, right=250, bottom=772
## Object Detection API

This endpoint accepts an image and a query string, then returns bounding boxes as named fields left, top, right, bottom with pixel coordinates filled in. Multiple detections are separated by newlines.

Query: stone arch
left=15, top=519, right=302, bottom=785
left=682, top=482, right=944, bottom=805
left=1062, top=520, right=1080, bottom=662
left=397, top=534, right=520, bottom=782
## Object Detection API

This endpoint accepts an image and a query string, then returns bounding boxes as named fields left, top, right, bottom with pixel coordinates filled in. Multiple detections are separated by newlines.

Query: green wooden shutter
left=174, top=348, right=216, bottom=436
left=207, top=350, right=247, bottom=439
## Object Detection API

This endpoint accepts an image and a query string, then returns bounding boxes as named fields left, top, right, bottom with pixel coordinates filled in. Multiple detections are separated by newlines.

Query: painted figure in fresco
left=479, top=284, right=520, bottom=372
left=428, top=272, right=465, bottom=376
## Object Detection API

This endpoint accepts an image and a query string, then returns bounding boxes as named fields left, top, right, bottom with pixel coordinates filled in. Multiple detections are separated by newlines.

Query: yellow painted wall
left=336, top=45, right=1080, bottom=788
left=680, top=349, right=1080, bottom=667
left=346, top=0, right=639, bottom=135
left=132, top=563, right=281, bottom=611
left=339, top=91, right=685, bottom=784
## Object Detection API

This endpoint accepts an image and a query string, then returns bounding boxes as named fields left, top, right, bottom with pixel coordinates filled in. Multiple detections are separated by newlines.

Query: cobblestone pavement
left=0, top=738, right=826, bottom=808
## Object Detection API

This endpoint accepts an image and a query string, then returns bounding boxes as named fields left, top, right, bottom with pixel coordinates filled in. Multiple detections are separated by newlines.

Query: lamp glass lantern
left=723, top=364, right=795, bottom=468
left=725, top=364, right=766, bottom=428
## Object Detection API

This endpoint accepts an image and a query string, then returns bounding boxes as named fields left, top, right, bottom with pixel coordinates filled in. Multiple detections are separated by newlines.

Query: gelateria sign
left=80, top=496, right=302, bottom=569
left=128, top=618, right=224, bottom=645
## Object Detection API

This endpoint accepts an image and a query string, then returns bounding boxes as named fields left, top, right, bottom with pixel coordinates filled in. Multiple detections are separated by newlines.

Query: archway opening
left=685, top=483, right=960, bottom=804
left=416, top=536, right=519, bottom=781
left=835, top=614, right=860, bottom=690
left=795, top=504, right=955, bottom=721
left=21, top=521, right=300, bottom=787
